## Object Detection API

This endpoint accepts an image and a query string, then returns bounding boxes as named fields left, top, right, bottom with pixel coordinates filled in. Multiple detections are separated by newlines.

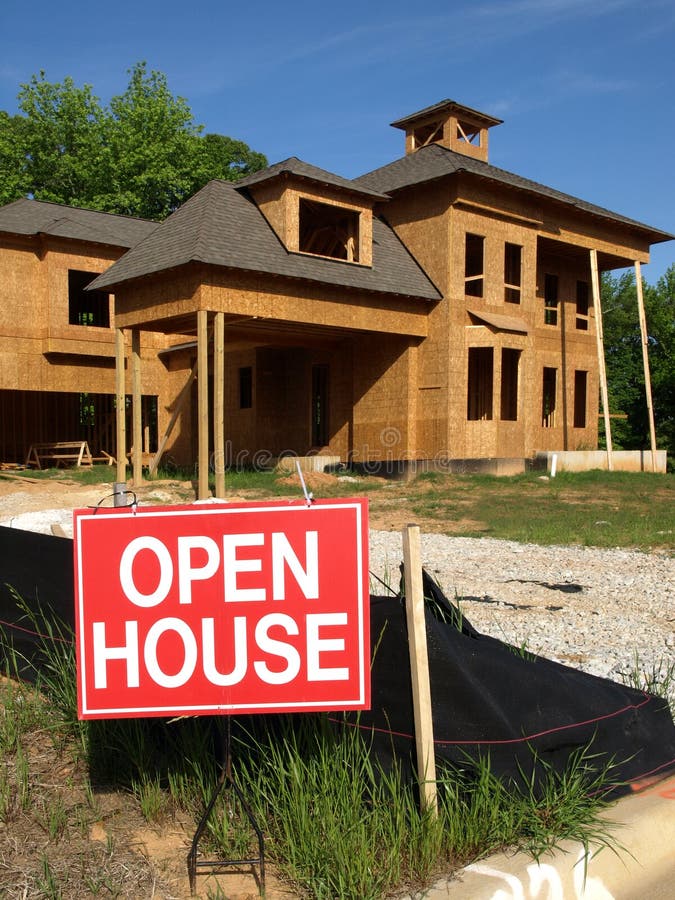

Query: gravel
left=369, top=530, right=675, bottom=704
left=3, top=507, right=673, bottom=705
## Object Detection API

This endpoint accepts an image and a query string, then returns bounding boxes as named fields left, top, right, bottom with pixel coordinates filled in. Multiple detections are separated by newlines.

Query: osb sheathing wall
left=114, top=267, right=429, bottom=338
left=372, top=182, right=451, bottom=459
left=375, top=167, right=653, bottom=461
left=350, top=334, right=418, bottom=463
left=0, top=235, right=188, bottom=461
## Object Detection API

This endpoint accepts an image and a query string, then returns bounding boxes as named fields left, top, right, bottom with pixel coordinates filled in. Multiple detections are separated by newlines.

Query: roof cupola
left=391, top=100, right=502, bottom=163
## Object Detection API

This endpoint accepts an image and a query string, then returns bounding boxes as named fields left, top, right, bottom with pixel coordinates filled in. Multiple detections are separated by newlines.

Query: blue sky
left=1, top=0, right=674, bottom=281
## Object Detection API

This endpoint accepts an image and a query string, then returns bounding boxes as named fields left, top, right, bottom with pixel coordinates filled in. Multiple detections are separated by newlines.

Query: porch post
left=115, top=327, right=126, bottom=483
left=197, top=310, right=210, bottom=499
left=214, top=312, right=226, bottom=498
left=590, top=249, right=613, bottom=471
left=634, top=261, right=657, bottom=471
left=131, top=329, right=143, bottom=485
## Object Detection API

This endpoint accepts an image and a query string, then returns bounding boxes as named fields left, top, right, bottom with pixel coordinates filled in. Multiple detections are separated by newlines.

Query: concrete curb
left=404, top=773, right=675, bottom=900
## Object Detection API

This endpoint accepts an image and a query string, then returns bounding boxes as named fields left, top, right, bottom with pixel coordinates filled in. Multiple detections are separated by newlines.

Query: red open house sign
left=74, top=498, right=369, bottom=719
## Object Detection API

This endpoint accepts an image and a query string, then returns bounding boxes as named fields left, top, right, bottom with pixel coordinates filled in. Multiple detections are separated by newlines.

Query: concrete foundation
left=535, top=449, right=667, bottom=474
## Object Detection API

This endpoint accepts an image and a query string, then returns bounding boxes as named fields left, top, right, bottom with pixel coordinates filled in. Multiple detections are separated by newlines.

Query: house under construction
left=0, top=100, right=671, bottom=490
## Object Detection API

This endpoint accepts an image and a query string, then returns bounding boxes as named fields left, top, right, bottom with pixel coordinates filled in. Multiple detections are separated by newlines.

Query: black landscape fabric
left=2, top=528, right=674, bottom=796
left=350, top=571, right=675, bottom=797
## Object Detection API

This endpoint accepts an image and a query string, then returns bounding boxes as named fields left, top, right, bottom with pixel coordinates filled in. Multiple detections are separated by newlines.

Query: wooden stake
left=131, top=329, right=143, bottom=485
left=402, top=524, right=438, bottom=816
left=634, top=262, right=657, bottom=471
left=197, top=310, right=210, bottom=500
left=590, top=250, right=613, bottom=471
left=214, top=312, right=225, bottom=498
left=115, top=327, right=126, bottom=484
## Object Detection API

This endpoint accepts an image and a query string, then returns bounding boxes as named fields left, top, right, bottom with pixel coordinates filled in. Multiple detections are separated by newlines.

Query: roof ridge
left=8, top=196, right=155, bottom=224
left=191, top=180, right=224, bottom=263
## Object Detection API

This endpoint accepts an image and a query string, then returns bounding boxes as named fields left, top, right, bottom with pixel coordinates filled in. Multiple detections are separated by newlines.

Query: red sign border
left=74, top=498, right=369, bottom=718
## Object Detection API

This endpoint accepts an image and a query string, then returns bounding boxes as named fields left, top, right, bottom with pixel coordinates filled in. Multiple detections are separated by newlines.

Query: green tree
left=0, top=62, right=266, bottom=219
left=0, top=111, right=27, bottom=206
left=602, top=265, right=675, bottom=457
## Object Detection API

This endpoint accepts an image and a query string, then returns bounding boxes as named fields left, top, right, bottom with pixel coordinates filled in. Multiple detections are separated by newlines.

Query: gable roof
left=90, top=179, right=441, bottom=301
left=355, top=144, right=674, bottom=243
left=0, top=198, right=158, bottom=248
left=235, top=156, right=388, bottom=202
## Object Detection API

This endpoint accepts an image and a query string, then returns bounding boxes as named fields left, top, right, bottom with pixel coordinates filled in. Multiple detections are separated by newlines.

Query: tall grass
left=0, top=595, right=625, bottom=899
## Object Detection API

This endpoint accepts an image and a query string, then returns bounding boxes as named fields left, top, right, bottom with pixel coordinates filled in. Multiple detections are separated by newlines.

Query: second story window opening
left=576, top=280, right=590, bottom=330
left=465, top=233, right=485, bottom=298
left=68, top=270, right=110, bottom=328
left=504, top=243, right=522, bottom=304
left=544, top=273, right=559, bottom=326
left=299, top=199, right=360, bottom=262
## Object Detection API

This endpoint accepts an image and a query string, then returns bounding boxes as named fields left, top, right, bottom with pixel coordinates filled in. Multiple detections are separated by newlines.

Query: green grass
left=0, top=600, right=630, bottom=899
left=408, top=471, right=674, bottom=549
left=11, top=464, right=672, bottom=550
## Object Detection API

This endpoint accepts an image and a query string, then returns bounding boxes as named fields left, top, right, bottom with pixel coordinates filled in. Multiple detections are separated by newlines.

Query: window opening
left=467, top=347, right=494, bottom=421
left=311, top=364, right=329, bottom=446
left=299, top=199, right=359, bottom=262
left=573, top=370, right=588, bottom=428
left=576, top=280, right=590, bottom=330
left=544, top=274, right=559, bottom=326
left=542, top=367, right=557, bottom=428
left=465, top=234, right=484, bottom=298
left=239, top=366, right=253, bottom=409
left=68, top=270, right=110, bottom=327
left=412, top=119, right=444, bottom=149
left=500, top=348, right=520, bottom=421
left=504, top=243, right=522, bottom=304
left=456, top=120, right=481, bottom=146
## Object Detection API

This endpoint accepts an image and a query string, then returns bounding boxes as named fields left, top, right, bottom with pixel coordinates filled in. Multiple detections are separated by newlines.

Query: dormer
left=235, top=158, right=388, bottom=267
left=391, top=100, right=502, bottom=163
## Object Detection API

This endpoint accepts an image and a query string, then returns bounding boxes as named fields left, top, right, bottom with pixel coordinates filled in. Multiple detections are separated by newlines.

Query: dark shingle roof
left=235, top=156, right=388, bottom=201
left=390, top=99, right=502, bottom=130
left=355, top=144, right=674, bottom=242
left=90, top=180, right=441, bottom=301
left=0, top=198, right=158, bottom=248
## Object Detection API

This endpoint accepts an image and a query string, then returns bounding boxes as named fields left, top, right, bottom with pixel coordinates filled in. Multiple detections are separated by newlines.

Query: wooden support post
left=634, top=262, right=657, bottom=472
left=590, top=249, right=613, bottom=471
left=402, top=524, right=438, bottom=817
left=214, top=312, right=225, bottom=498
left=131, top=329, right=143, bottom=485
left=115, top=327, right=126, bottom=484
left=197, top=310, right=210, bottom=500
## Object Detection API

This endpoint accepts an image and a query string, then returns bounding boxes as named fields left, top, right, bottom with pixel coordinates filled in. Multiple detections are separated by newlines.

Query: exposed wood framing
left=634, top=262, right=657, bottom=471
left=131, top=329, right=143, bottom=485
left=214, top=311, right=225, bottom=498
left=590, top=249, right=613, bottom=471
left=115, top=328, right=126, bottom=483
left=197, top=310, right=210, bottom=500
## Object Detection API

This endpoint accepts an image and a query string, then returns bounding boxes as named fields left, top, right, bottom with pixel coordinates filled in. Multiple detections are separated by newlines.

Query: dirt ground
left=0, top=473, right=305, bottom=899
